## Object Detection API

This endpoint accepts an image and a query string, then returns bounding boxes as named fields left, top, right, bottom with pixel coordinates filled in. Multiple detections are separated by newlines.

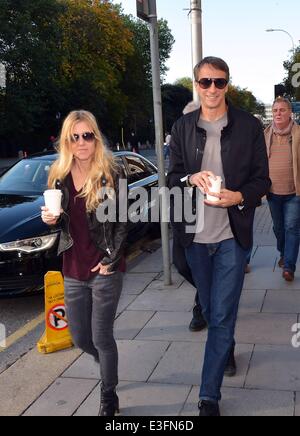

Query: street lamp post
left=266, top=29, right=295, bottom=55
left=190, top=0, right=203, bottom=102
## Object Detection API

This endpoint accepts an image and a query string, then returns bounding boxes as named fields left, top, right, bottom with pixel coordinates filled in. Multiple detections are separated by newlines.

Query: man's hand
left=205, top=190, right=243, bottom=208
left=189, top=171, right=217, bottom=193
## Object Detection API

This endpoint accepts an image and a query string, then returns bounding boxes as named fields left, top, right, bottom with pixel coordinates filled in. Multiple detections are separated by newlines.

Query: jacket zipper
left=103, top=222, right=112, bottom=256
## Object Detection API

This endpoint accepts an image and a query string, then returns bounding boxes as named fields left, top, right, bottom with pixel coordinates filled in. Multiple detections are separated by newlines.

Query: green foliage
left=174, top=77, right=193, bottom=93
left=0, top=0, right=175, bottom=154
left=227, top=84, right=265, bottom=117
left=162, top=84, right=192, bottom=132
left=118, top=12, right=174, bottom=143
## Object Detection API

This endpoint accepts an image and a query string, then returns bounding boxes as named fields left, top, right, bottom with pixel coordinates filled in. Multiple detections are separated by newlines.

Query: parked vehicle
left=0, top=151, right=159, bottom=297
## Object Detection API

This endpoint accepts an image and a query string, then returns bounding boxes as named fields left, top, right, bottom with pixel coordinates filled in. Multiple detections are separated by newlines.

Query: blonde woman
left=41, top=110, right=128, bottom=416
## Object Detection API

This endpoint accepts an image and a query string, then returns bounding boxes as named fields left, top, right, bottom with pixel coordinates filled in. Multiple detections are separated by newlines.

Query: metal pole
left=190, top=0, right=203, bottom=102
left=148, top=0, right=172, bottom=286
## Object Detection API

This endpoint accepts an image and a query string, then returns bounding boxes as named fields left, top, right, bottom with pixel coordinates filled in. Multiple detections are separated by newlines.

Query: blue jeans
left=267, top=193, right=300, bottom=273
left=185, top=239, right=247, bottom=403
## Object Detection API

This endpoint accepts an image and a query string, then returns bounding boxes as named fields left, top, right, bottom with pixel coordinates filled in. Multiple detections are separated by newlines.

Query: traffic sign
left=137, top=0, right=150, bottom=22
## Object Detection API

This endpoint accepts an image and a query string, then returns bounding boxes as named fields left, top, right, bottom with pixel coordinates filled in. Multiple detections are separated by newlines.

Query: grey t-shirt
left=193, top=114, right=234, bottom=244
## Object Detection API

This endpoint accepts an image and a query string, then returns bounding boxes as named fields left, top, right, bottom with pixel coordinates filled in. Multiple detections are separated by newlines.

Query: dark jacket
left=167, top=103, right=271, bottom=250
left=54, top=167, right=128, bottom=273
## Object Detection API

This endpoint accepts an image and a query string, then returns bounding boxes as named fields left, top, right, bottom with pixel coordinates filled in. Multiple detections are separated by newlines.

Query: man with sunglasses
left=168, top=57, right=270, bottom=416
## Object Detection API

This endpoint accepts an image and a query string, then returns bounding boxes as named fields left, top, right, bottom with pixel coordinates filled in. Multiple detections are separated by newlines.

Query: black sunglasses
left=196, top=78, right=228, bottom=90
left=71, top=132, right=95, bottom=143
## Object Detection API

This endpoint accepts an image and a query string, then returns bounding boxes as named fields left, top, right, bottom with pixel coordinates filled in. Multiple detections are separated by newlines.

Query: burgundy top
left=63, top=175, right=104, bottom=281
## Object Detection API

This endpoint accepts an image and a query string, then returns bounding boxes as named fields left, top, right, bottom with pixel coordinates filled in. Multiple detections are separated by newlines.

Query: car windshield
left=0, top=159, right=53, bottom=195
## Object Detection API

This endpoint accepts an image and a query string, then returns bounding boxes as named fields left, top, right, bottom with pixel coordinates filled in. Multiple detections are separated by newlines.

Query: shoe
left=189, top=305, right=207, bottom=332
left=99, top=390, right=120, bottom=416
left=245, top=264, right=251, bottom=274
left=224, top=347, right=236, bottom=377
left=198, top=400, right=220, bottom=417
left=278, top=257, right=284, bottom=268
left=283, top=270, right=294, bottom=282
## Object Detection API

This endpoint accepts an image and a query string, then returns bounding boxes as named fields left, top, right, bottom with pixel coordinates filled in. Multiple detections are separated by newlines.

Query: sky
left=113, top=0, right=299, bottom=104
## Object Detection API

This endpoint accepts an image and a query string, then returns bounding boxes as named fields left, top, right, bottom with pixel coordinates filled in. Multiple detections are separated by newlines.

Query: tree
left=0, top=0, right=134, bottom=155
left=162, top=84, right=192, bottom=132
left=227, top=85, right=265, bottom=117
left=57, top=0, right=133, bottom=142
left=0, top=0, right=65, bottom=155
left=174, top=77, right=193, bottom=93
left=117, top=11, right=175, bottom=144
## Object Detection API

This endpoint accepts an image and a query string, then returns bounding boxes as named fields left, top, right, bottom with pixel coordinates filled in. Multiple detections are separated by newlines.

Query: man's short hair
left=194, top=57, right=230, bottom=82
left=272, top=96, right=292, bottom=111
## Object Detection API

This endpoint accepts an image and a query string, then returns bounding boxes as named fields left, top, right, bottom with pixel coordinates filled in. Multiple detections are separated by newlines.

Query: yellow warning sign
left=37, top=271, right=73, bottom=354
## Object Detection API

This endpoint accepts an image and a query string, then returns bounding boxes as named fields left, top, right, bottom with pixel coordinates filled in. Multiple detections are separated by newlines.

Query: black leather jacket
left=54, top=167, right=128, bottom=273
left=168, top=103, right=271, bottom=250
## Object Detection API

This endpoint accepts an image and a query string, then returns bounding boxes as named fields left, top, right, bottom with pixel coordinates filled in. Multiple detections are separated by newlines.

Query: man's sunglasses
left=196, top=78, right=228, bottom=90
left=71, top=132, right=95, bottom=143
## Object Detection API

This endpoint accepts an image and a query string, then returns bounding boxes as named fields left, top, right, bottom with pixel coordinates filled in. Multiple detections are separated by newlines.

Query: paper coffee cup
left=43, top=189, right=62, bottom=217
left=207, top=176, right=222, bottom=202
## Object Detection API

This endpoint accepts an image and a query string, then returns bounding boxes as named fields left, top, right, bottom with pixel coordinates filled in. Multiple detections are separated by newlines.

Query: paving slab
left=117, top=340, right=170, bottom=382
left=75, top=381, right=191, bottom=416
left=115, top=311, right=155, bottom=340
left=181, top=386, right=294, bottom=416
left=235, top=313, right=297, bottom=345
left=245, top=345, right=300, bottom=392
left=238, top=290, right=266, bottom=313
left=129, top=252, right=165, bottom=274
left=23, top=378, right=98, bottom=416
left=262, top=290, right=300, bottom=314
left=122, top=273, right=159, bottom=295
left=149, top=342, right=253, bottom=389
left=136, top=312, right=207, bottom=343
left=116, top=294, right=137, bottom=315
left=62, top=353, right=100, bottom=380
left=0, top=347, right=81, bottom=416
left=146, top=272, right=185, bottom=290
left=243, top=267, right=300, bottom=290
left=127, top=288, right=195, bottom=313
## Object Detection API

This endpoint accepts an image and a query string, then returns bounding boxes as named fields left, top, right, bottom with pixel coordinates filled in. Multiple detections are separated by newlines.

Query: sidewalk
left=1, top=200, right=300, bottom=416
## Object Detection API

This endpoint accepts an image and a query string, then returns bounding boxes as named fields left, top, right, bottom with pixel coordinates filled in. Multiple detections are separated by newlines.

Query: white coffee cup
left=43, top=189, right=62, bottom=217
left=207, top=176, right=222, bottom=202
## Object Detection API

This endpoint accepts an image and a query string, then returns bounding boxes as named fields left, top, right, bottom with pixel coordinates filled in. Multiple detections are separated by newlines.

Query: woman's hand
left=91, top=263, right=115, bottom=276
left=41, top=206, right=59, bottom=226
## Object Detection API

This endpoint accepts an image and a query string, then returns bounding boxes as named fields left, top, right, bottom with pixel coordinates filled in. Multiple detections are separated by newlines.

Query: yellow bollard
left=37, top=271, right=73, bottom=354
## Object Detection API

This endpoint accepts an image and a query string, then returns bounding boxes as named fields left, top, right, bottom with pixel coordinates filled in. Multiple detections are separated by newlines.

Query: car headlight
left=0, top=234, right=58, bottom=254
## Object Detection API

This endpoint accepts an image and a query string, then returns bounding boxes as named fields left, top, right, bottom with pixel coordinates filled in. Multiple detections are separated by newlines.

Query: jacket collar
left=193, top=99, right=235, bottom=132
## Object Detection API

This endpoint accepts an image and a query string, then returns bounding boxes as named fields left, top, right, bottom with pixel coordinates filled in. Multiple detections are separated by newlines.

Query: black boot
left=99, top=390, right=120, bottom=416
left=189, top=304, right=207, bottom=332
left=198, top=400, right=220, bottom=417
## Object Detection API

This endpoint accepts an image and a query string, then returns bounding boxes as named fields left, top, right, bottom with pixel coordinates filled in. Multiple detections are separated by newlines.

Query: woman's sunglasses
left=71, top=132, right=95, bottom=143
left=196, top=78, right=228, bottom=90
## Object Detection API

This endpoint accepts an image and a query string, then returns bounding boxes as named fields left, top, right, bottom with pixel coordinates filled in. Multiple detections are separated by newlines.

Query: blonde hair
left=48, top=110, right=118, bottom=212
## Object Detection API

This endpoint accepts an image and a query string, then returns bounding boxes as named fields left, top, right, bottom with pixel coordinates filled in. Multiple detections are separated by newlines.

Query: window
left=124, top=156, right=154, bottom=183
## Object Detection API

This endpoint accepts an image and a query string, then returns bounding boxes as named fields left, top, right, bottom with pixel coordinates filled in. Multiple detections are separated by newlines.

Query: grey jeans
left=64, top=272, right=123, bottom=392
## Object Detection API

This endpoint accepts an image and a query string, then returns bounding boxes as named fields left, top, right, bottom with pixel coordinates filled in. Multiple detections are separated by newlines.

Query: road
left=0, top=149, right=163, bottom=374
